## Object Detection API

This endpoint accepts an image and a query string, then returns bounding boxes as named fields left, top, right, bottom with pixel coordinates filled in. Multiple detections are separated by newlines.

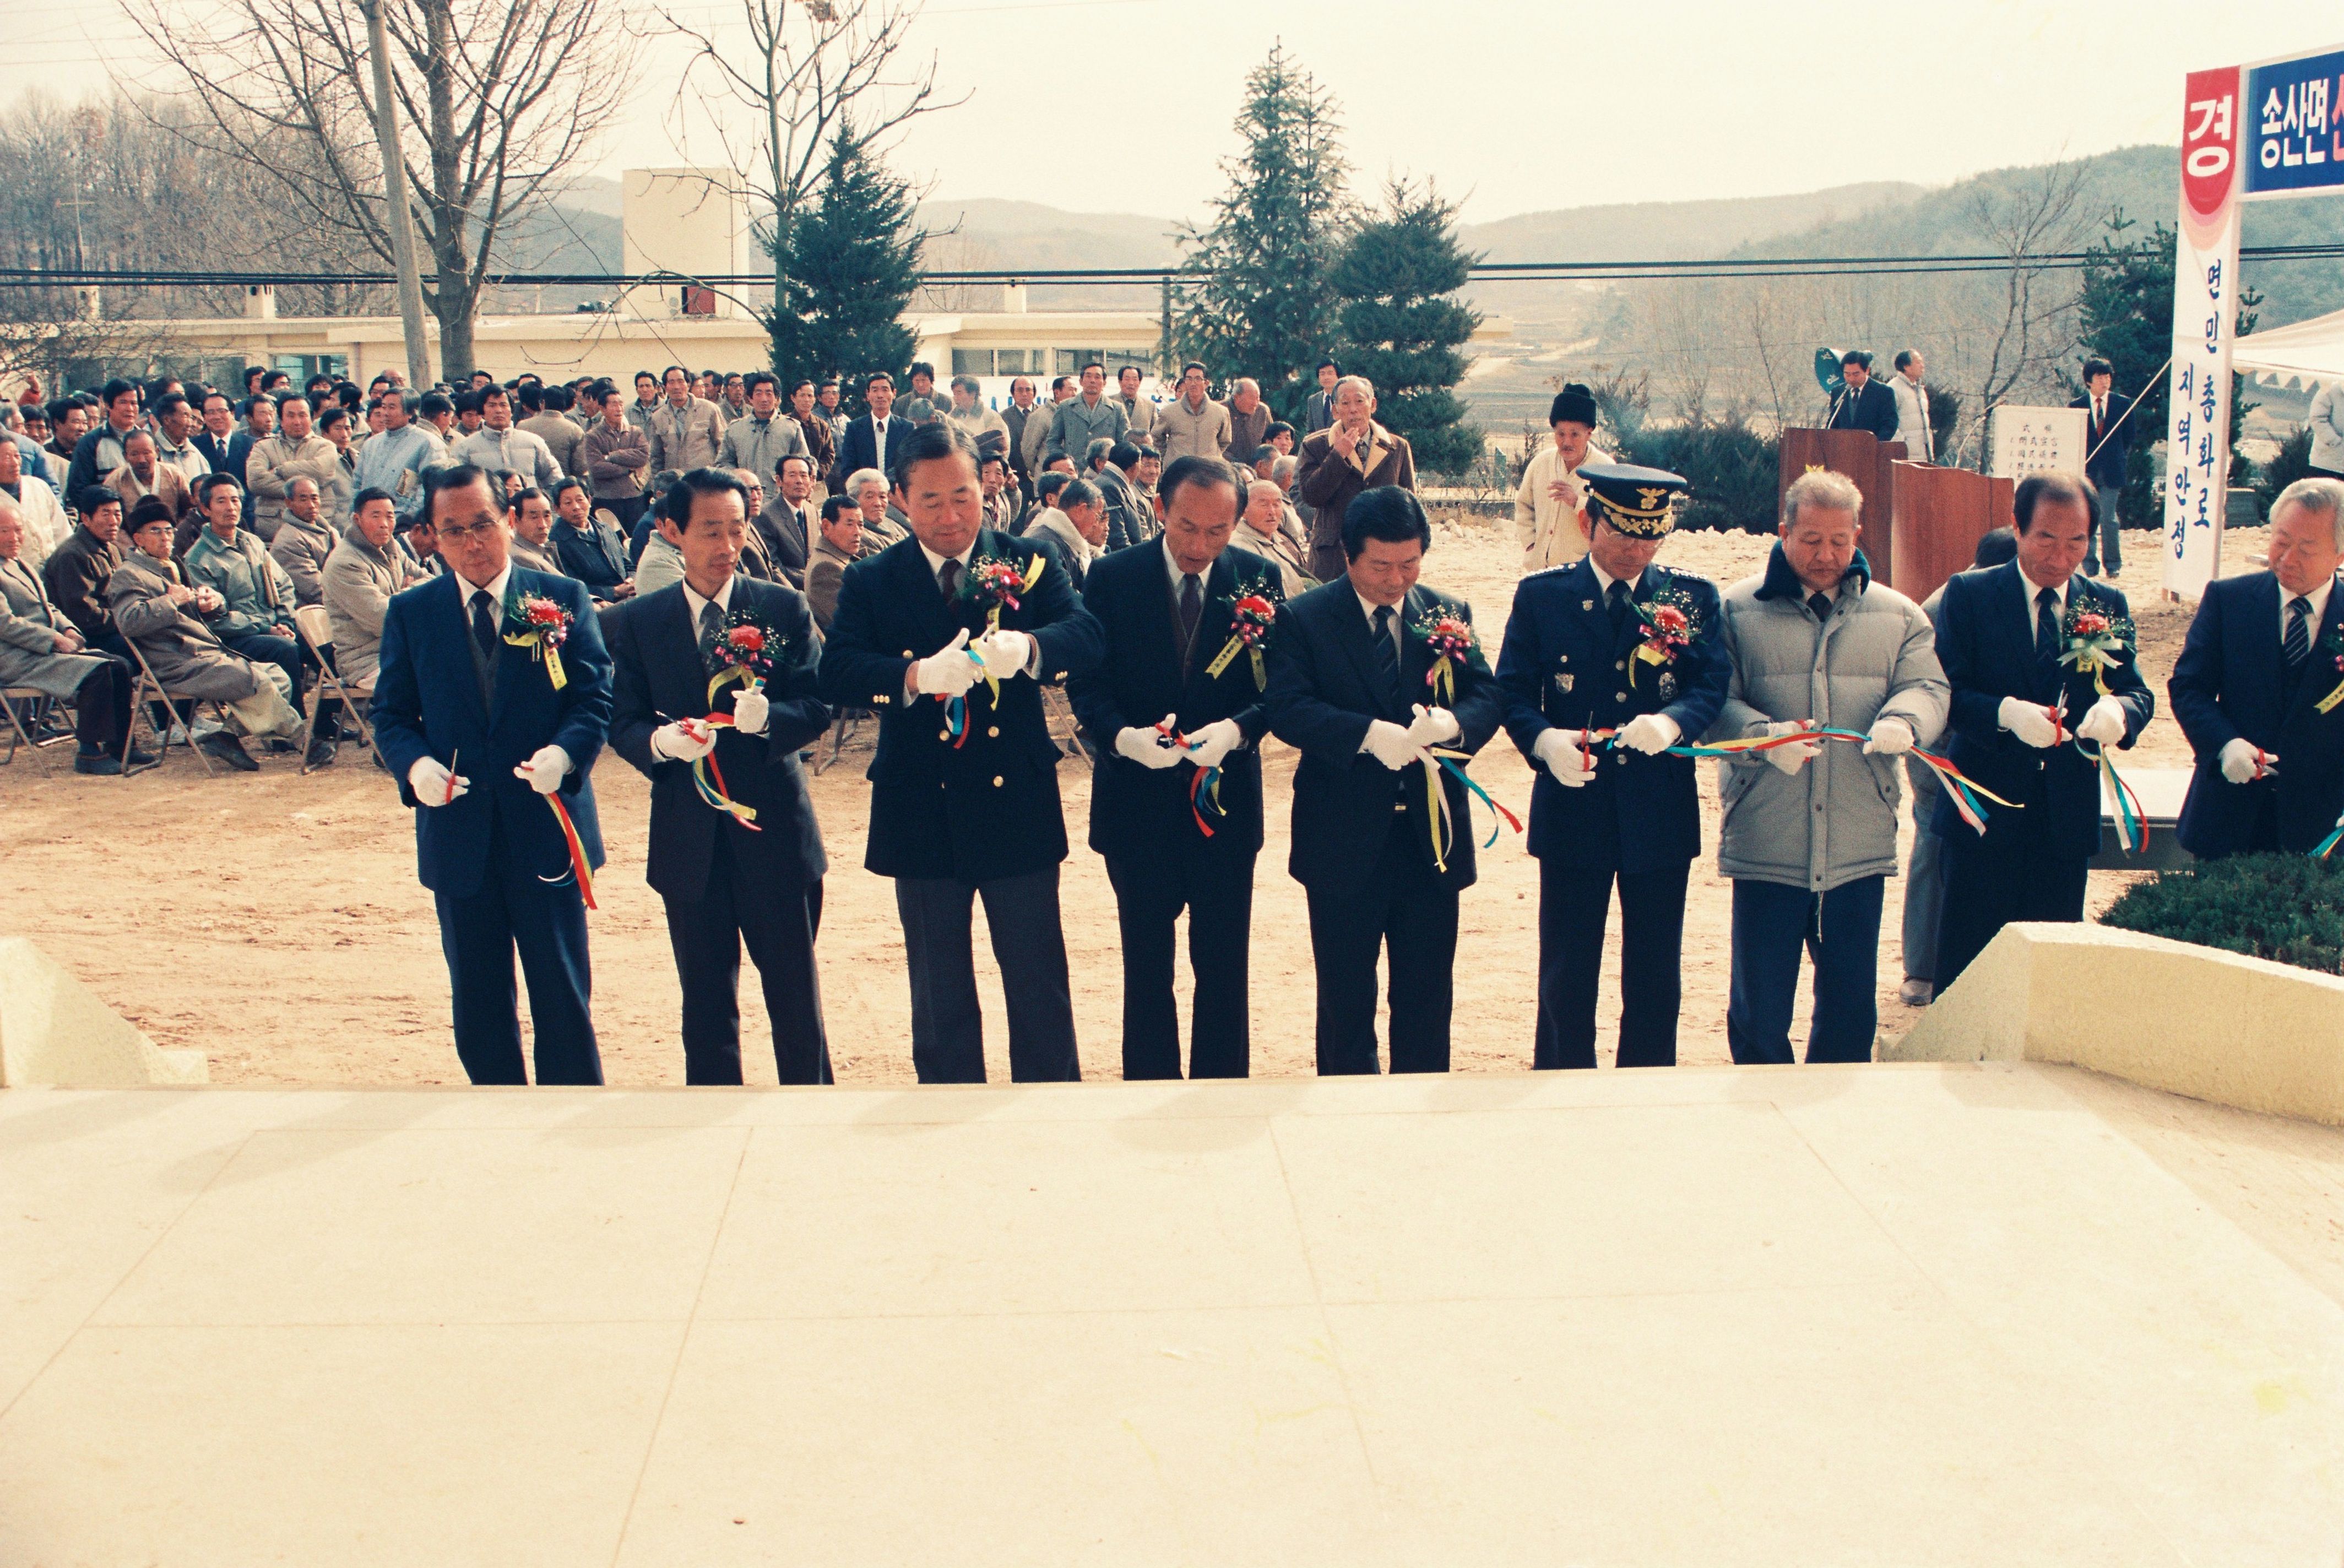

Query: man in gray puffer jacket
left=1712, top=468, right=1948, bottom=1065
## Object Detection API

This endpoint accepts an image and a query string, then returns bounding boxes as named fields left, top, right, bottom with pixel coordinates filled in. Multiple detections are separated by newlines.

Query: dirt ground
left=1, top=519, right=2254, bottom=1087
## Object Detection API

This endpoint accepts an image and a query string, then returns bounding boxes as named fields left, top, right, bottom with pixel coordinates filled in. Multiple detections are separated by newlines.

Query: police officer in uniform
left=1495, top=465, right=1729, bottom=1068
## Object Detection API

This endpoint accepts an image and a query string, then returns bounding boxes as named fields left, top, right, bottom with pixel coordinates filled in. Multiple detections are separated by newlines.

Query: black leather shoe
left=199, top=734, right=261, bottom=773
left=125, top=747, right=158, bottom=768
left=73, top=752, right=123, bottom=775
left=306, top=736, right=339, bottom=769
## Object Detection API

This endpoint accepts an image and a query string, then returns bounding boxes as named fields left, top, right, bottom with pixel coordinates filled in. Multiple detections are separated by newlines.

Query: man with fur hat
left=1513, top=383, right=1613, bottom=573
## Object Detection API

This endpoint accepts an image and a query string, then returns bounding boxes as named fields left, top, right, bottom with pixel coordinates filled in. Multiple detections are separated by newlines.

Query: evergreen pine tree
left=1173, top=44, right=1351, bottom=420
left=1328, top=178, right=1483, bottom=476
left=767, top=122, right=921, bottom=411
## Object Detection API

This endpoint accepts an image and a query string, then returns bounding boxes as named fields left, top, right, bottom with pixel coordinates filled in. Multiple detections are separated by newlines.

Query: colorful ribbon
left=1570, top=723, right=2020, bottom=837
left=2311, top=821, right=2344, bottom=862
left=935, top=648, right=990, bottom=750
left=1420, top=746, right=1523, bottom=873
left=2079, top=739, right=2145, bottom=853
left=542, top=791, right=598, bottom=910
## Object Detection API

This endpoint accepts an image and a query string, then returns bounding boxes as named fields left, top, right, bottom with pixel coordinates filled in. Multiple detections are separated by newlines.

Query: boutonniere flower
left=1408, top=609, right=1480, bottom=705
left=1629, top=585, right=1701, bottom=686
left=959, top=553, right=1045, bottom=631
left=706, top=614, right=783, bottom=705
left=501, top=590, right=574, bottom=690
left=1205, top=583, right=1282, bottom=690
left=2058, top=597, right=2136, bottom=695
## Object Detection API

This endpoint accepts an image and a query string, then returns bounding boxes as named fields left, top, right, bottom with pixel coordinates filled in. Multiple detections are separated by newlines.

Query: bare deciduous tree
left=123, top=0, right=625, bottom=379
left=1961, top=157, right=2092, bottom=460
left=649, top=0, right=962, bottom=329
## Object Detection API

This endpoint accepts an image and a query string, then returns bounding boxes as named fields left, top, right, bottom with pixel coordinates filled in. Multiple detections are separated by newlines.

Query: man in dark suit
left=1932, top=471, right=2154, bottom=986
left=371, top=463, right=614, bottom=1086
left=1265, top=486, right=1504, bottom=1075
left=2069, top=357, right=2134, bottom=577
left=756, top=453, right=818, bottom=587
left=1825, top=350, right=1900, bottom=442
left=1068, top=455, right=1278, bottom=1079
left=817, top=419, right=1106, bottom=1083
left=825, top=371, right=908, bottom=495
left=2170, top=478, right=2344, bottom=858
left=605, top=468, right=835, bottom=1085
left=1495, top=465, right=1729, bottom=1069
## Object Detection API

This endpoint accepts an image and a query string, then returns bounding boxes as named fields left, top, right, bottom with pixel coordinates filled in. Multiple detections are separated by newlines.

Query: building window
left=1054, top=348, right=1112, bottom=376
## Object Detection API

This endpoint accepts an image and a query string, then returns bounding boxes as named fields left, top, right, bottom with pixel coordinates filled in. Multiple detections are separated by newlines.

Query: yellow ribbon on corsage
left=502, top=592, right=573, bottom=691
left=2056, top=603, right=2134, bottom=696
left=1205, top=590, right=1280, bottom=691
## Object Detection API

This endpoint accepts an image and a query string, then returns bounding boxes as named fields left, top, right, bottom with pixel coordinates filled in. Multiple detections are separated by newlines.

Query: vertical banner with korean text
left=2162, top=65, right=2242, bottom=601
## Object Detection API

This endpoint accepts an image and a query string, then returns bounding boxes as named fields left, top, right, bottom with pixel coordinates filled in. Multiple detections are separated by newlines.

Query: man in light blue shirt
left=351, top=388, right=447, bottom=521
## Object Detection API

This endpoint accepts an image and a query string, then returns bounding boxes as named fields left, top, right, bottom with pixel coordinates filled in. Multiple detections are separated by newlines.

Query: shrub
left=1619, top=415, right=1781, bottom=534
left=2099, top=851, right=2344, bottom=974
left=2255, top=427, right=2316, bottom=520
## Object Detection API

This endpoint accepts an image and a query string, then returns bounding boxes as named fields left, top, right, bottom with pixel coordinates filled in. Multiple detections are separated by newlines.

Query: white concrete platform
left=4, top=1066, right=2342, bottom=1566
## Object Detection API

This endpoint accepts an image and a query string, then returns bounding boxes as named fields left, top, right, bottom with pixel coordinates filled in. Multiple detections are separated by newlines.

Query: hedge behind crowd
left=2099, top=853, right=2344, bottom=975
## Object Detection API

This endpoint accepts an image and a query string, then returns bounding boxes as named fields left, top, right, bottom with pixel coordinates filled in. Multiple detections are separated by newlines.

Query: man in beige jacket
left=246, top=393, right=343, bottom=543
left=1512, top=383, right=1612, bottom=573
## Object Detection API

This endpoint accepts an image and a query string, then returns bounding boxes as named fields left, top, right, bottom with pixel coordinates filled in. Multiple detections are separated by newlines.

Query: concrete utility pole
left=362, top=0, right=434, bottom=390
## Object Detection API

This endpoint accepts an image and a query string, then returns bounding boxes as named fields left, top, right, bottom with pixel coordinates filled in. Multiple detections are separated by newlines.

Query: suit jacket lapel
left=436, top=572, right=492, bottom=728
left=665, top=583, right=706, bottom=718
left=2285, top=576, right=2341, bottom=721
left=1333, top=587, right=1399, bottom=720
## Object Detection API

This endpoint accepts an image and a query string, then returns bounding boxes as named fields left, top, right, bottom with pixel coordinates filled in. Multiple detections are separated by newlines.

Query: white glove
left=1863, top=715, right=1915, bottom=756
left=729, top=687, right=769, bottom=736
left=1532, top=727, right=1594, bottom=787
left=1998, top=696, right=2060, bottom=748
left=911, top=628, right=981, bottom=697
left=1184, top=717, right=1244, bottom=770
left=1361, top=719, right=1424, bottom=772
left=651, top=719, right=717, bottom=762
left=408, top=756, right=469, bottom=806
left=2076, top=696, right=2129, bottom=746
left=1763, top=720, right=1822, bottom=774
left=1114, top=715, right=1185, bottom=771
left=1406, top=703, right=1461, bottom=749
left=973, top=628, right=1035, bottom=680
left=514, top=744, right=571, bottom=795
left=2218, top=736, right=2275, bottom=783
left=1618, top=713, right=1681, bottom=756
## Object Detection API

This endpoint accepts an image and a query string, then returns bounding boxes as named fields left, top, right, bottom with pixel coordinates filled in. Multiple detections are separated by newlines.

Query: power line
left=0, top=242, right=2338, bottom=291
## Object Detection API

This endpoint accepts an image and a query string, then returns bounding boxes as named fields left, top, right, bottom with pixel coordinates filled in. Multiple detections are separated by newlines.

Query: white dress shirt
left=452, top=563, right=513, bottom=631
left=681, top=572, right=737, bottom=630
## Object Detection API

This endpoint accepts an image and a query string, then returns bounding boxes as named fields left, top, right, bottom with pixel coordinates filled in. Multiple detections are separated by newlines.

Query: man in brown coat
left=1295, top=376, right=1417, bottom=582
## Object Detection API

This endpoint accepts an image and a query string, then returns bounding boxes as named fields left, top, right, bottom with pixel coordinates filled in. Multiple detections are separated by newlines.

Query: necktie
left=1808, top=590, right=1833, bottom=622
left=2095, top=398, right=2106, bottom=430
left=1607, top=579, right=1631, bottom=637
left=2035, top=587, right=2060, bottom=667
left=1371, top=604, right=1400, bottom=701
left=937, top=556, right=960, bottom=601
left=1178, top=572, right=1202, bottom=662
left=699, top=597, right=725, bottom=661
left=470, top=589, right=498, bottom=662
left=2285, top=597, right=2313, bottom=666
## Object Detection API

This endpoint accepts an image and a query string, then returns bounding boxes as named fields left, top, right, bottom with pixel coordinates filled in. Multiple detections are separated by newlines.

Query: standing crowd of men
left=9, top=351, right=2343, bottom=1088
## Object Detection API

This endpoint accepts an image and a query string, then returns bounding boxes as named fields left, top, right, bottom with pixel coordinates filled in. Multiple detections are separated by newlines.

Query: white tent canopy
left=2231, top=307, right=2344, bottom=388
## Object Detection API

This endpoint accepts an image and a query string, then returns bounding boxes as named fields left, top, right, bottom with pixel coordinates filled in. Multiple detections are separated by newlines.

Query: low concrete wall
left=0, top=937, right=208, bottom=1087
left=1884, top=922, right=2344, bottom=1126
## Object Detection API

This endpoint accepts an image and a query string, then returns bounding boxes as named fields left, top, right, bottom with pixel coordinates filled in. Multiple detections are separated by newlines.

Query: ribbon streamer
left=2311, top=822, right=2344, bottom=862
left=2080, top=739, right=2146, bottom=854
left=1419, top=746, right=1523, bottom=873
left=542, top=791, right=598, bottom=909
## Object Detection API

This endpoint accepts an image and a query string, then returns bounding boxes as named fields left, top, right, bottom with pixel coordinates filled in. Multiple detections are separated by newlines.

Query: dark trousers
left=895, top=864, right=1079, bottom=1083
left=663, top=857, right=831, bottom=1086
left=2082, top=480, right=2123, bottom=575
left=1935, top=811, right=2090, bottom=989
left=1535, top=858, right=1690, bottom=1068
left=431, top=815, right=601, bottom=1086
left=1726, top=875, right=1885, bottom=1065
left=1105, top=845, right=1252, bottom=1081
left=1303, top=833, right=1458, bottom=1075
left=220, top=629, right=301, bottom=707
left=70, top=657, right=132, bottom=755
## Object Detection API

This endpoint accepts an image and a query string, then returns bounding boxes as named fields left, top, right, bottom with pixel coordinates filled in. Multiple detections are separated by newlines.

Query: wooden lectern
left=1778, top=430, right=2014, bottom=605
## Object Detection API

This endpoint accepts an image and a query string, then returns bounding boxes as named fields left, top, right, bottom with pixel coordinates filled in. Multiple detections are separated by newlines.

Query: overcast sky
left=7, top=0, right=2339, bottom=223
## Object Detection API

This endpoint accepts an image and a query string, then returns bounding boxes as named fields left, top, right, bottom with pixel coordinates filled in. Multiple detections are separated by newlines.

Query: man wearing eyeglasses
left=371, top=461, right=615, bottom=1087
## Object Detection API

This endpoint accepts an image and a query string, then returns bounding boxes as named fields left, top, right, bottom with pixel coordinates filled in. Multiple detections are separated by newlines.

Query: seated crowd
left=0, top=355, right=1365, bottom=775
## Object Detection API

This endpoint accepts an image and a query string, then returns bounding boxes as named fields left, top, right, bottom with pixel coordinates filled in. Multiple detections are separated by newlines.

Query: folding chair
left=2, top=686, right=74, bottom=764
left=1040, top=687, right=1093, bottom=771
left=121, top=641, right=227, bottom=778
left=814, top=707, right=869, bottom=776
left=293, top=605, right=379, bottom=775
